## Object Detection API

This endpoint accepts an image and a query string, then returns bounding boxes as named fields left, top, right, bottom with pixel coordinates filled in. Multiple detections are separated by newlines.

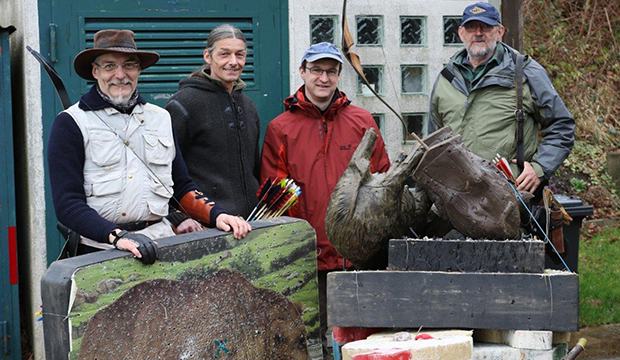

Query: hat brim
left=73, top=48, right=160, bottom=80
left=462, top=17, right=500, bottom=26
left=302, top=53, right=344, bottom=66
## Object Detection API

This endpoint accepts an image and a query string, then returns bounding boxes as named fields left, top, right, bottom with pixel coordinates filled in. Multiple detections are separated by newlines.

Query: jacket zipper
left=230, top=93, right=249, bottom=213
left=320, top=114, right=331, bottom=196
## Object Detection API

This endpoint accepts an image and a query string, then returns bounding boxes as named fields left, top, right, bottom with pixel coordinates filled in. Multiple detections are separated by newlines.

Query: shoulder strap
left=515, top=54, right=526, bottom=172
left=440, top=67, right=455, bottom=83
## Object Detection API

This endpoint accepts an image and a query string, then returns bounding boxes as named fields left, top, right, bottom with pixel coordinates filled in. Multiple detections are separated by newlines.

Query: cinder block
left=388, top=238, right=545, bottom=273
left=473, top=342, right=568, bottom=360
left=474, top=329, right=553, bottom=350
left=342, top=335, right=473, bottom=360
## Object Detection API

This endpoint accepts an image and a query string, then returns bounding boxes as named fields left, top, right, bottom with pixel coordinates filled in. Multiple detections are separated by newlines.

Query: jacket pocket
left=147, top=172, right=173, bottom=217
left=149, top=173, right=174, bottom=199
left=147, top=199, right=169, bottom=216
left=84, top=170, right=123, bottom=197
left=88, top=129, right=122, bottom=167
left=143, top=134, right=174, bottom=165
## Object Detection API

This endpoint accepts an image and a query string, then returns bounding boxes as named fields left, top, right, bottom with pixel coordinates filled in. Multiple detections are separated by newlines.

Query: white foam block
left=368, top=329, right=473, bottom=341
left=342, top=335, right=473, bottom=360
left=474, top=330, right=553, bottom=350
left=473, top=342, right=568, bottom=360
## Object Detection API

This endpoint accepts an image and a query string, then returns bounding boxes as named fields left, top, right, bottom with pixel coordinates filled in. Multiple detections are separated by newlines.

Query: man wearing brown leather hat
left=47, top=29, right=251, bottom=264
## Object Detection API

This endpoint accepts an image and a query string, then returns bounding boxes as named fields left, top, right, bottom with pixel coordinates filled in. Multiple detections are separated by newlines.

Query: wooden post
left=502, top=0, right=523, bottom=51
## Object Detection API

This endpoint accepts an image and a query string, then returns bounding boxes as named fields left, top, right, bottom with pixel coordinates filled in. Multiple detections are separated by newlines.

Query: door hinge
left=1, top=321, right=9, bottom=355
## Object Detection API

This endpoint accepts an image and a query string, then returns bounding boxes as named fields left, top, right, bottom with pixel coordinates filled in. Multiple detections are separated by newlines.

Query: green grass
left=579, top=226, right=620, bottom=326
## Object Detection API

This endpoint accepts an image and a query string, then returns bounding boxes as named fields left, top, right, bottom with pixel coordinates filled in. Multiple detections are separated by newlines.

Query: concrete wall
left=288, top=0, right=490, bottom=159
left=0, top=1, right=46, bottom=359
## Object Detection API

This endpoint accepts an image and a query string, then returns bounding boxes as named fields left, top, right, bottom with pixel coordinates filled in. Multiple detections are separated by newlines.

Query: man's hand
left=512, top=160, right=541, bottom=193
left=175, top=218, right=203, bottom=234
left=109, top=229, right=159, bottom=264
left=215, top=214, right=252, bottom=239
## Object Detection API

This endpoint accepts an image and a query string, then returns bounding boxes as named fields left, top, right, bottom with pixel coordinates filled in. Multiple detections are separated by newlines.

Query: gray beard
left=96, top=85, right=139, bottom=113
left=110, top=93, right=132, bottom=105
left=466, top=39, right=497, bottom=63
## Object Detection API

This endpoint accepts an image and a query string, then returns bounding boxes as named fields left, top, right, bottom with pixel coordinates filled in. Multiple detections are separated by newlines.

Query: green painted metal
left=37, top=0, right=289, bottom=263
left=0, top=25, right=22, bottom=360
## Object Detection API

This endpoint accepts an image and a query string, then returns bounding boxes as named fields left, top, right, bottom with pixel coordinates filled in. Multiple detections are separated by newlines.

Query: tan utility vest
left=64, top=103, right=175, bottom=225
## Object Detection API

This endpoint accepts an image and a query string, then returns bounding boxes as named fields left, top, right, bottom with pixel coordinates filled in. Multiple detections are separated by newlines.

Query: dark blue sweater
left=47, top=86, right=225, bottom=243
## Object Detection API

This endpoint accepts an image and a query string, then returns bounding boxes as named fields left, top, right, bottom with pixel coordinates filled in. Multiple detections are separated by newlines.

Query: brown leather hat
left=73, top=29, right=160, bottom=80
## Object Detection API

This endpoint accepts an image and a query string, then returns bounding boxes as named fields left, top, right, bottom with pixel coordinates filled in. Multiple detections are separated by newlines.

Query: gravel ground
left=569, top=324, right=620, bottom=360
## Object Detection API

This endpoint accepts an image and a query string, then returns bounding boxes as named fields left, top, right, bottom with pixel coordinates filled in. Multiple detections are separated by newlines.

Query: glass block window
left=443, top=16, right=462, bottom=45
left=356, top=16, right=382, bottom=46
left=400, top=16, right=425, bottom=46
left=358, top=66, right=384, bottom=95
left=401, top=65, right=427, bottom=94
left=310, top=15, right=339, bottom=45
left=402, top=113, right=426, bottom=142
left=371, top=113, right=385, bottom=133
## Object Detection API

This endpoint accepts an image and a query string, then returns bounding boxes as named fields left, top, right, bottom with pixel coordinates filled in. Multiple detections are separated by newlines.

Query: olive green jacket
left=428, top=43, right=575, bottom=180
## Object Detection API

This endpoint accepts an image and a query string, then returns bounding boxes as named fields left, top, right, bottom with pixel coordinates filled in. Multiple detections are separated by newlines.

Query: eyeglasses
left=93, top=61, right=141, bottom=72
left=306, top=67, right=340, bottom=77
left=463, top=23, right=497, bottom=33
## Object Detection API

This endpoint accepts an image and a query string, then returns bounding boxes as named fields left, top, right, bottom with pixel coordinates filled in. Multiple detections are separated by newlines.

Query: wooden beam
left=327, top=271, right=578, bottom=331
left=502, top=0, right=523, bottom=51
left=388, top=239, right=545, bottom=273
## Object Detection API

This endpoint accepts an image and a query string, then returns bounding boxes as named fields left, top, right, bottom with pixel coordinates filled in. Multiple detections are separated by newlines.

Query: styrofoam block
left=368, top=329, right=473, bottom=341
left=474, top=329, right=553, bottom=350
left=342, top=335, right=473, bottom=360
left=473, top=343, right=568, bottom=360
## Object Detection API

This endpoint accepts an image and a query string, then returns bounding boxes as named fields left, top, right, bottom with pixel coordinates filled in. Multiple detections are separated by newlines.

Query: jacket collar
left=284, top=85, right=351, bottom=120
left=199, top=68, right=247, bottom=92
left=446, top=42, right=521, bottom=92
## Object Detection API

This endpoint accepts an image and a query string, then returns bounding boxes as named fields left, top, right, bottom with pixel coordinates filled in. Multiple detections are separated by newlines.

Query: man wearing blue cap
left=260, top=42, right=390, bottom=357
left=429, top=2, right=574, bottom=197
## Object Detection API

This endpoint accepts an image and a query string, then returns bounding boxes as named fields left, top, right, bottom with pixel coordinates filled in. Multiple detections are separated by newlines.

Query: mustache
left=108, top=78, right=132, bottom=86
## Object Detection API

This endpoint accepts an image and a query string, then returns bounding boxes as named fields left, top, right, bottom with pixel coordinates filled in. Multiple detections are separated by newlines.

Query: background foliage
left=524, top=0, right=620, bottom=219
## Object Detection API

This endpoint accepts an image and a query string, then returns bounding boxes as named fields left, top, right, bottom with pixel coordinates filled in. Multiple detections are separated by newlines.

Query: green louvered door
left=38, top=0, right=289, bottom=263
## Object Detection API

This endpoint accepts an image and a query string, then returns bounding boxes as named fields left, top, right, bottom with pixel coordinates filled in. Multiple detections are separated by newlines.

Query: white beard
left=110, top=93, right=132, bottom=105
left=107, top=79, right=133, bottom=105
left=467, top=38, right=497, bottom=63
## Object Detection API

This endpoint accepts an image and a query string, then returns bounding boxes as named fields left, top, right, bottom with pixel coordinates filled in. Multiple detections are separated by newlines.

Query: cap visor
left=303, top=53, right=344, bottom=65
left=462, top=17, right=500, bottom=26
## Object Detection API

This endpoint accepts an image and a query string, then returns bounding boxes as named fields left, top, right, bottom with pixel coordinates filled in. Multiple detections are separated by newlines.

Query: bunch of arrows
left=247, top=178, right=302, bottom=221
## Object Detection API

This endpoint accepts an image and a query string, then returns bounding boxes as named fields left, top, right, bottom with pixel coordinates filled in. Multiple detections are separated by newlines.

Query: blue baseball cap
left=462, top=2, right=502, bottom=26
left=301, top=42, right=344, bottom=66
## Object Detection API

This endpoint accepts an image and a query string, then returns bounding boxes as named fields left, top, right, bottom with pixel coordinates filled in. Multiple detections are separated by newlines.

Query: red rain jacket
left=260, top=86, right=390, bottom=271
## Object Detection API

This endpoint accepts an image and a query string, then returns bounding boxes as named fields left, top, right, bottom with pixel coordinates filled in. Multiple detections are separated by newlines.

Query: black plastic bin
left=545, top=194, right=594, bottom=273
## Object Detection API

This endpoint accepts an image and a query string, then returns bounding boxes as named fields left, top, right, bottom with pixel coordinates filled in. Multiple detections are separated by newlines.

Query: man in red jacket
left=260, top=42, right=390, bottom=357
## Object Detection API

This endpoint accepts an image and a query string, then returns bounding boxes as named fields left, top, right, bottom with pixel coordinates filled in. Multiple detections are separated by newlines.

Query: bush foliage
left=524, top=0, right=620, bottom=216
